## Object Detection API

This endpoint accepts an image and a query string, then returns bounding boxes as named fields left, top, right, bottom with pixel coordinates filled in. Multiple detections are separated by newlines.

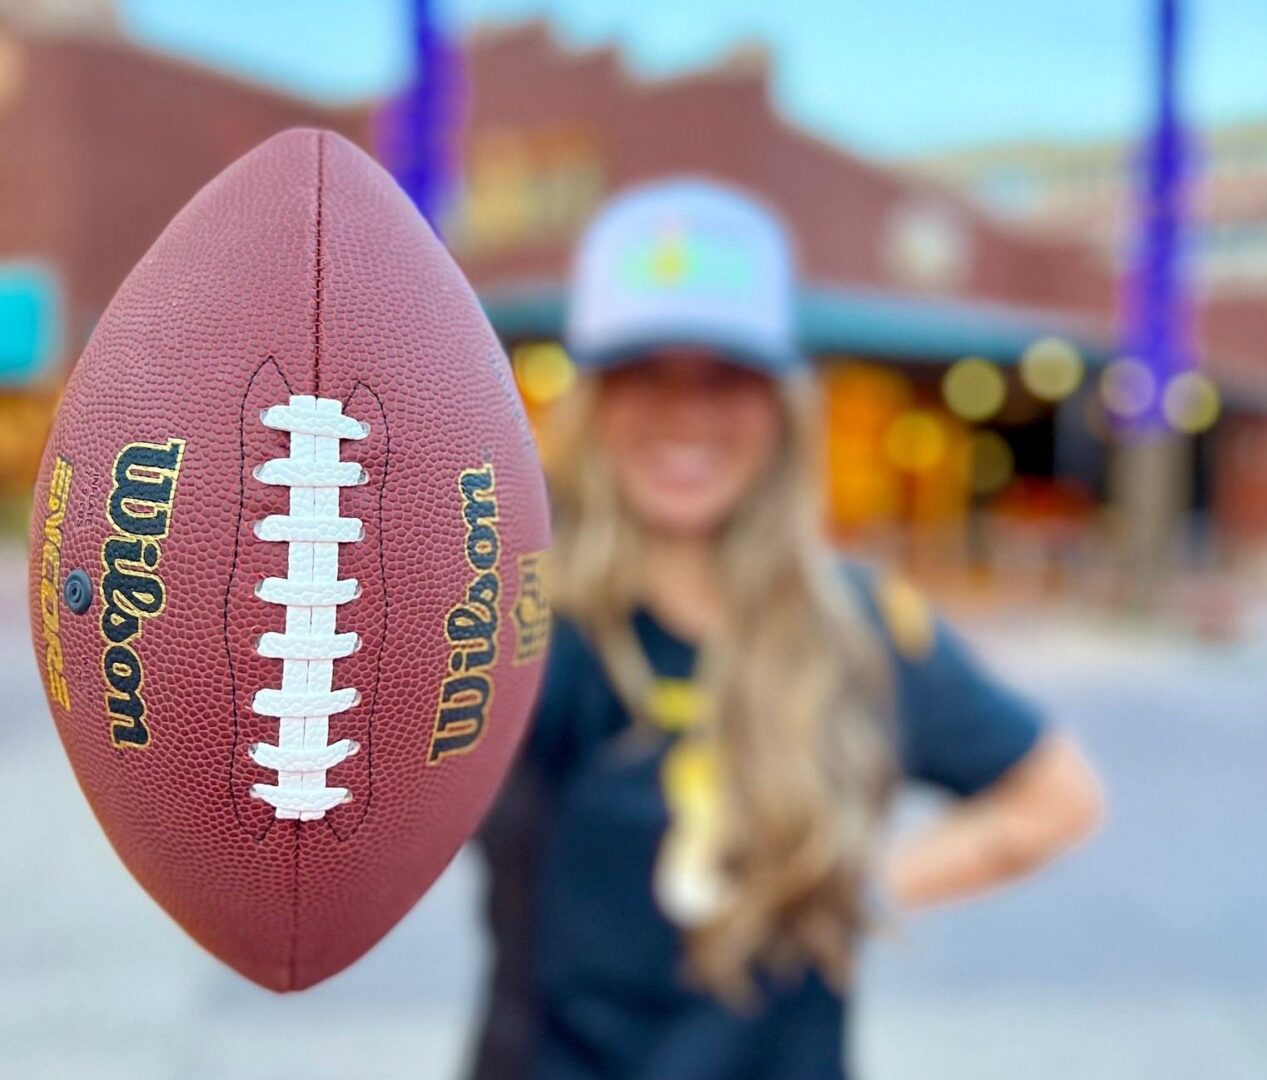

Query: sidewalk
left=3, top=543, right=1267, bottom=1079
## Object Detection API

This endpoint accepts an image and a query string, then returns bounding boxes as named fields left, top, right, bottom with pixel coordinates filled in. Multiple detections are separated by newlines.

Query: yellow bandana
left=645, top=677, right=709, bottom=733
left=646, top=677, right=734, bottom=925
left=875, top=574, right=935, bottom=660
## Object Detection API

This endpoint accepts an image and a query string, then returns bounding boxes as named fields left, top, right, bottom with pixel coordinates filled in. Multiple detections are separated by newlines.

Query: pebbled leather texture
left=27, top=129, right=550, bottom=991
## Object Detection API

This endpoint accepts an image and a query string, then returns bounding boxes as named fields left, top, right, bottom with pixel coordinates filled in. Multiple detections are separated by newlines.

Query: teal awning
left=480, top=282, right=1113, bottom=366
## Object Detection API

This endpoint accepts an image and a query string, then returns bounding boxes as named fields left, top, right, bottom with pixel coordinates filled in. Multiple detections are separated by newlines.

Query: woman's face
left=595, top=351, right=784, bottom=538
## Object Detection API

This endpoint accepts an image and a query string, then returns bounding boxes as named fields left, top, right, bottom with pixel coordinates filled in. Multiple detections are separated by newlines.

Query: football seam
left=292, top=131, right=320, bottom=990
left=313, top=130, right=326, bottom=396
left=290, top=129, right=324, bottom=990
left=288, top=822, right=301, bottom=989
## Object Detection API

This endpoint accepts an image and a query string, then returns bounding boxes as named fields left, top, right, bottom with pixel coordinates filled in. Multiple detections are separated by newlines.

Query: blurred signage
left=445, top=125, right=605, bottom=257
left=0, top=262, right=62, bottom=385
left=882, top=201, right=972, bottom=292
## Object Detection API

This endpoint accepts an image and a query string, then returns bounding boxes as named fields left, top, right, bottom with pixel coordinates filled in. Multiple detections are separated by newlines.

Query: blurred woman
left=469, top=179, right=1102, bottom=1080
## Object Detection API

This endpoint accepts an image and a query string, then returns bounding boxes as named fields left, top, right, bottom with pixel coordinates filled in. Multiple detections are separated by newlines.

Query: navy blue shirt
left=470, top=568, right=1044, bottom=1080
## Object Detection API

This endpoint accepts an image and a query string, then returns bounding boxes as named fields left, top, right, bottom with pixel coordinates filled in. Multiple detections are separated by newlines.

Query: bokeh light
left=942, top=357, right=1006, bottom=422
left=1100, top=357, right=1156, bottom=419
left=1020, top=336, right=1084, bottom=402
left=970, top=430, right=1015, bottom=495
left=884, top=410, right=947, bottom=473
left=513, top=341, right=576, bottom=405
left=1162, top=371, right=1221, bottom=434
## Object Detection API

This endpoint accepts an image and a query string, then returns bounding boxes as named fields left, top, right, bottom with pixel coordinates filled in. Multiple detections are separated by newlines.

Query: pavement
left=2, top=540, right=1266, bottom=1080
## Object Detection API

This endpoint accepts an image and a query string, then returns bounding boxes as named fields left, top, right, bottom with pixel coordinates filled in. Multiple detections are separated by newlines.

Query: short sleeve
left=860, top=570, right=1046, bottom=796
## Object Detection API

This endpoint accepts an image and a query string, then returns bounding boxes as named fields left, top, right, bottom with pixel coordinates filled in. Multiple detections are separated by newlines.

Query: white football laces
left=249, top=394, right=367, bottom=820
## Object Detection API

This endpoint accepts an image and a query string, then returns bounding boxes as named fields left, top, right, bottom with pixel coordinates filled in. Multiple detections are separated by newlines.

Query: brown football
left=27, top=129, right=551, bottom=990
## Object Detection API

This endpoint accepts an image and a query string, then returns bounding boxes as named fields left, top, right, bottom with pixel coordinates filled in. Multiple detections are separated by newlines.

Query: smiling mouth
left=644, top=443, right=727, bottom=487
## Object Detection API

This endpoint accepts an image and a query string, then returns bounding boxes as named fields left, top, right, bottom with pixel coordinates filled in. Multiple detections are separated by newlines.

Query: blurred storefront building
left=913, top=126, right=1267, bottom=554
left=2, top=10, right=1254, bottom=569
left=447, top=24, right=1119, bottom=567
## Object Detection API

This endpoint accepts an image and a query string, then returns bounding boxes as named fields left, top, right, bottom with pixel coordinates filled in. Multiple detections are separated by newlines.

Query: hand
left=878, top=734, right=1102, bottom=911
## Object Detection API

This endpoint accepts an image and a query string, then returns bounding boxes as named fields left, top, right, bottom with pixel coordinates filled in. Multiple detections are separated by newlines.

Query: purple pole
left=376, top=0, right=461, bottom=233
left=1121, top=0, right=1195, bottom=434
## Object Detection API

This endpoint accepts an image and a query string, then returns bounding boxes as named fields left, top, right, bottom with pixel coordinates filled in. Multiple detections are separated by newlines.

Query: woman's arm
left=881, top=733, right=1103, bottom=910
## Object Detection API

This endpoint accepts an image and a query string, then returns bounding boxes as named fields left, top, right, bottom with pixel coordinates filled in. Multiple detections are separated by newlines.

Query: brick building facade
left=449, top=24, right=1112, bottom=324
left=0, top=14, right=368, bottom=491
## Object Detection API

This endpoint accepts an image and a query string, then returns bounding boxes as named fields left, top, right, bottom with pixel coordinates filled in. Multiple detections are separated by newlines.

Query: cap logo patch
left=620, top=226, right=755, bottom=298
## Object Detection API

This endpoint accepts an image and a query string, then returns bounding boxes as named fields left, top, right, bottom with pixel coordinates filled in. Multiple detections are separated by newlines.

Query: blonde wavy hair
left=545, top=368, right=898, bottom=1000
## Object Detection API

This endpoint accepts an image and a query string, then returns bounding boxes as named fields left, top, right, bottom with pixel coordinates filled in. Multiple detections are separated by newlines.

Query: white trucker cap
left=565, top=178, right=802, bottom=375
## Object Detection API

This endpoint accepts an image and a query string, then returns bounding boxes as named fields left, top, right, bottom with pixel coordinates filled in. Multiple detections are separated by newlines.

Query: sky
left=117, top=0, right=1267, bottom=158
